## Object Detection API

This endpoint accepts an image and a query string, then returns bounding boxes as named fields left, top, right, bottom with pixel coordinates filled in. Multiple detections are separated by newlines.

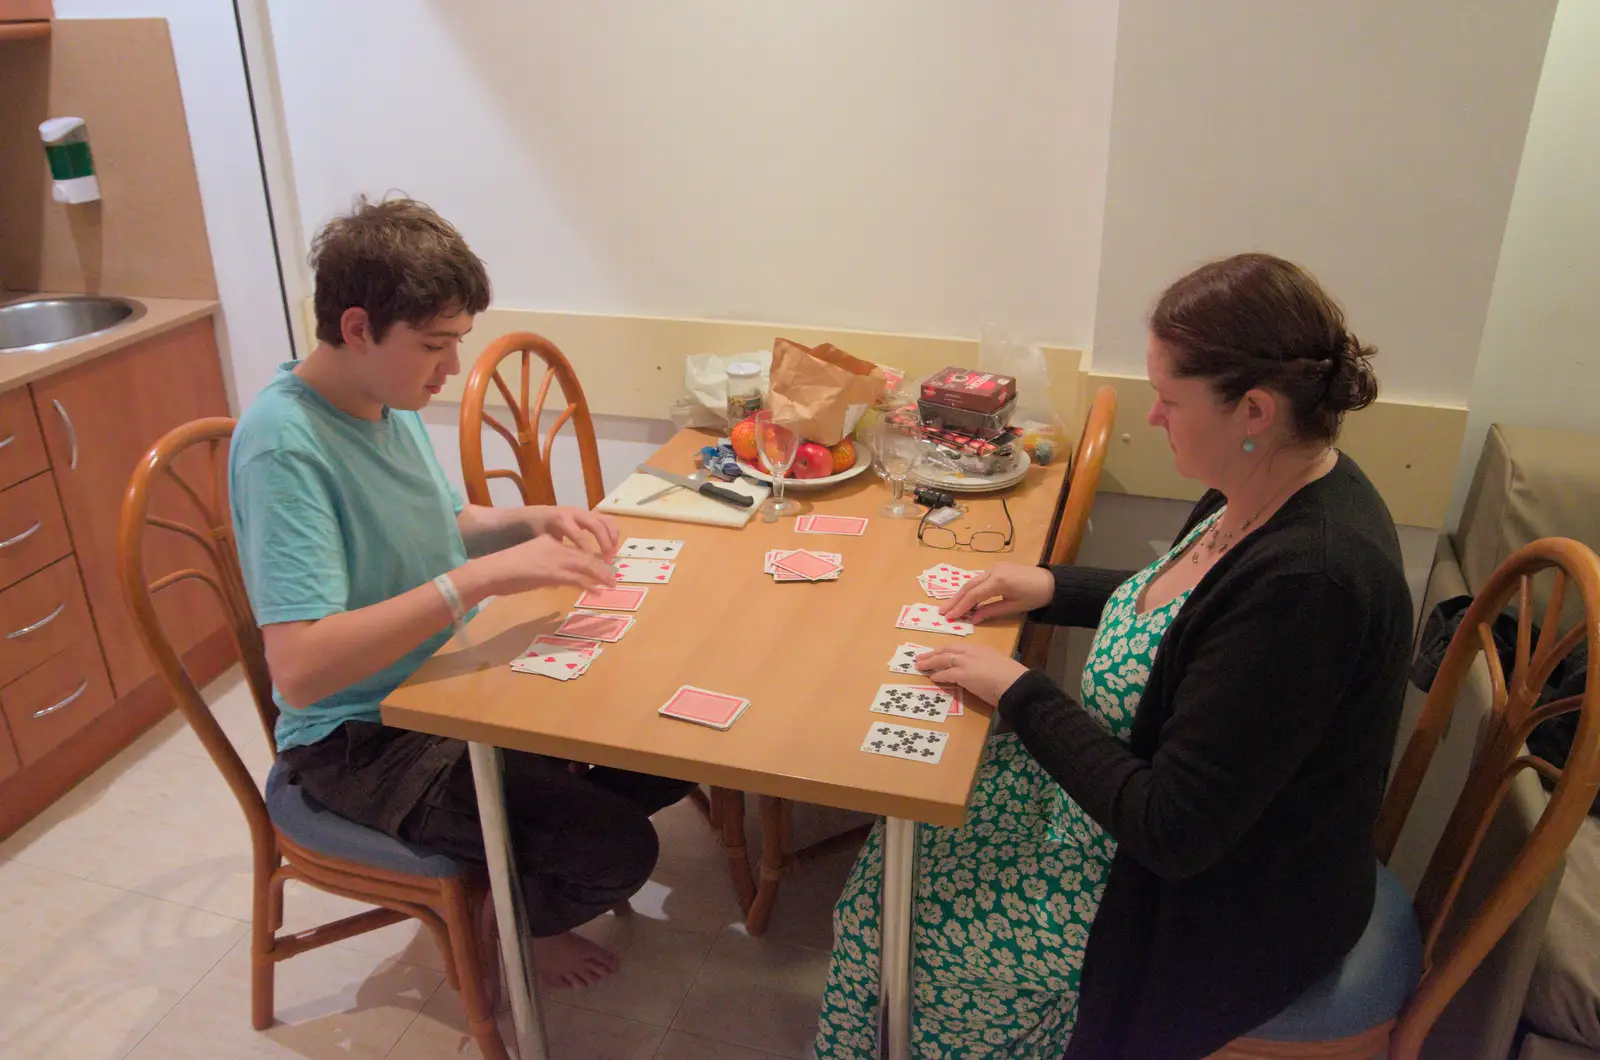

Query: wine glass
left=755, top=410, right=803, bottom=519
left=876, top=414, right=924, bottom=519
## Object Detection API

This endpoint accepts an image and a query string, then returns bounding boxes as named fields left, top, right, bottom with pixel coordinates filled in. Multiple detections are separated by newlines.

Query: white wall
left=1091, top=0, right=1558, bottom=406
left=54, top=1, right=292, bottom=410
left=1448, top=0, right=1600, bottom=526
left=264, top=0, right=1118, bottom=349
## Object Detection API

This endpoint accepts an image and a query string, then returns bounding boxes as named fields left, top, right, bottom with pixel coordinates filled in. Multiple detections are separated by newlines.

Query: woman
left=814, top=253, right=1414, bottom=1059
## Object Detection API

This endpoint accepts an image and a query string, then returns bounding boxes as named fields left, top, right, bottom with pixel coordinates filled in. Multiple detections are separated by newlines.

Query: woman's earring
left=1242, top=437, right=1256, bottom=453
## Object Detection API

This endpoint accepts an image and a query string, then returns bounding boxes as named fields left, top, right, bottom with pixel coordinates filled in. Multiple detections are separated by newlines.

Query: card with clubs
left=765, top=549, right=841, bottom=581
left=771, top=549, right=842, bottom=582
left=895, top=603, right=974, bottom=637
left=887, top=642, right=935, bottom=675
left=553, top=611, right=634, bottom=643
left=796, top=514, right=868, bottom=536
left=869, top=683, right=956, bottom=723
left=575, top=586, right=648, bottom=612
left=617, top=538, right=684, bottom=559
left=658, top=685, right=751, bottom=730
left=614, top=559, right=675, bottom=584
left=860, top=721, right=949, bottom=764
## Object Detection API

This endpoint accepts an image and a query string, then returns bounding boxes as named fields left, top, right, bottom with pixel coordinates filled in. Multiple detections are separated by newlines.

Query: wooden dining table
left=382, top=428, right=1070, bottom=1060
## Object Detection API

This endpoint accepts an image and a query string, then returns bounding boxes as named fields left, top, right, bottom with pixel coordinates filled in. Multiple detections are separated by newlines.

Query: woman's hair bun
left=1324, top=334, right=1378, bottom=415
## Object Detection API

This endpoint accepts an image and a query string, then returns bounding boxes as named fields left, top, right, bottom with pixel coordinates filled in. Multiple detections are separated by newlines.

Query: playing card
left=888, top=642, right=935, bottom=675
left=658, top=685, right=751, bottom=730
left=575, top=586, right=648, bottom=612
left=895, top=603, right=974, bottom=637
left=860, top=721, right=949, bottom=764
left=765, top=550, right=841, bottom=581
left=771, top=549, right=842, bottom=582
left=919, top=564, right=980, bottom=599
left=614, top=559, right=675, bottom=584
left=511, top=644, right=601, bottom=680
left=617, top=538, right=684, bottom=559
left=553, top=611, right=634, bottom=643
left=796, top=514, right=868, bottom=536
left=869, top=683, right=956, bottom=723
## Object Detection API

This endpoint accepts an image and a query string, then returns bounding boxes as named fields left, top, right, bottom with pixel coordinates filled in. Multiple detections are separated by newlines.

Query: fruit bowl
left=737, top=441, right=876, bottom=490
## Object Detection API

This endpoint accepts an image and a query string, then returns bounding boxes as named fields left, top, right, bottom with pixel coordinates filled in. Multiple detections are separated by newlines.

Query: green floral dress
left=813, top=512, right=1220, bottom=1058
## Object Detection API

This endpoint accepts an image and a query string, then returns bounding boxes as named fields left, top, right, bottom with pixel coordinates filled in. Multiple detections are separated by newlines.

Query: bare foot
left=533, top=931, right=620, bottom=990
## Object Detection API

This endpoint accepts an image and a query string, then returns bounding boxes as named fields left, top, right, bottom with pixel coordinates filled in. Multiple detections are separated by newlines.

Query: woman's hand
left=527, top=506, right=621, bottom=557
left=462, top=535, right=618, bottom=600
left=939, top=563, right=1056, bottom=624
left=916, top=643, right=1031, bottom=705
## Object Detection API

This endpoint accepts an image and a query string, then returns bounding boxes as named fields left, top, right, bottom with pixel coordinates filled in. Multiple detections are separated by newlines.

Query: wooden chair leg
left=744, top=796, right=793, bottom=937
left=251, top=849, right=277, bottom=1030
left=689, top=785, right=715, bottom=827
left=717, top=788, right=756, bottom=910
left=267, top=871, right=287, bottom=933
left=442, top=879, right=510, bottom=1060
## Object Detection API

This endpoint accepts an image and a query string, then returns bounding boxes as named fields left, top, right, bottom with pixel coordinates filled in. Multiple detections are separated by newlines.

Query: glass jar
left=726, top=361, right=764, bottom=423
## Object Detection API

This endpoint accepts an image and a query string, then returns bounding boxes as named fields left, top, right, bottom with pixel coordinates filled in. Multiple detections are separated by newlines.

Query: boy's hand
left=465, top=535, right=618, bottom=599
left=527, top=506, right=620, bottom=557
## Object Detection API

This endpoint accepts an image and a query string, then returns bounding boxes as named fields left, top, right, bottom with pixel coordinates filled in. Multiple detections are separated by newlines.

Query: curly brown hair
left=1151, top=253, right=1378, bottom=444
left=310, top=196, right=491, bottom=346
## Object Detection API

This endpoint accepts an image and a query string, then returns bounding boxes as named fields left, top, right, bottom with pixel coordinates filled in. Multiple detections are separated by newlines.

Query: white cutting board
left=596, top=472, right=771, bottom=529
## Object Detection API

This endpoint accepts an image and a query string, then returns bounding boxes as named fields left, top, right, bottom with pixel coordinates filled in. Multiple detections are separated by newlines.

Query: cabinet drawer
left=0, top=473, right=71, bottom=591
left=0, top=388, right=48, bottom=492
left=0, top=557, right=97, bottom=689
left=1, top=642, right=115, bottom=766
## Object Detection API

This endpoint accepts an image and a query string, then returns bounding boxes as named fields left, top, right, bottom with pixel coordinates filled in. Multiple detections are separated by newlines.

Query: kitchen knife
left=635, top=464, right=755, bottom=508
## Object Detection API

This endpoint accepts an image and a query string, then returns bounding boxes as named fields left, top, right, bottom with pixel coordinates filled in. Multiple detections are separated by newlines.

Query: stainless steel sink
left=0, top=295, right=146, bottom=353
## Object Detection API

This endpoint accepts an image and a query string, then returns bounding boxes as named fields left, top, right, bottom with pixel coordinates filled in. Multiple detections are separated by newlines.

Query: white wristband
left=433, top=573, right=467, bottom=626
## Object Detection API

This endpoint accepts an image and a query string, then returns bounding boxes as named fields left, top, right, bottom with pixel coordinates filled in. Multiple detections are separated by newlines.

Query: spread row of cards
left=502, top=527, right=992, bottom=765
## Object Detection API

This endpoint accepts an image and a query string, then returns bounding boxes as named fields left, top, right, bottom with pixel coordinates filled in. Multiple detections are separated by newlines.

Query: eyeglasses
left=918, top=497, right=1014, bottom=553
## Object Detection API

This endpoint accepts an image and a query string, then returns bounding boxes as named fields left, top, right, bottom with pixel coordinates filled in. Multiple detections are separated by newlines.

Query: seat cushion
left=265, top=759, right=462, bottom=878
left=1247, top=861, right=1423, bottom=1042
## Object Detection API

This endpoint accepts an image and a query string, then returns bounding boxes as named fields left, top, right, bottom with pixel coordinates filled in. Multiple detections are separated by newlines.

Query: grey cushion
left=265, top=759, right=462, bottom=878
left=1248, top=861, right=1423, bottom=1041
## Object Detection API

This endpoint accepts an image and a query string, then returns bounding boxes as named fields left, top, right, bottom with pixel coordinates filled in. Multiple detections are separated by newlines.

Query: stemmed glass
left=755, top=410, right=803, bottom=520
left=876, top=414, right=925, bottom=519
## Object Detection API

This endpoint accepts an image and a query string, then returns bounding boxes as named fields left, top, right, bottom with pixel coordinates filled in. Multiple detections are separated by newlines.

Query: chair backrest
left=117, top=417, right=279, bottom=842
left=1375, top=538, right=1600, bottom=1058
left=1045, top=384, right=1117, bottom=567
left=459, top=331, right=604, bottom=509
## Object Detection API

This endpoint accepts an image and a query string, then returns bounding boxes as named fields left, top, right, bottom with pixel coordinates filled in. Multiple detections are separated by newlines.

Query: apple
left=792, top=442, right=834, bottom=479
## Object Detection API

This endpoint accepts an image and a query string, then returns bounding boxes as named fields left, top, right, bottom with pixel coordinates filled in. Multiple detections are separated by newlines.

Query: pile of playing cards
left=895, top=603, right=974, bottom=637
left=511, top=636, right=603, bottom=680
left=764, top=548, right=842, bottom=582
left=869, top=682, right=960, bottom=722
left=795, top=514, right=868, bottom=536
left=860, top=721, right=949, bottom=764
left=617, top=538, right=683, bottom=559
left=919, top=563, right=981, bottom=600
left=552, top=610, right=635, bottom=642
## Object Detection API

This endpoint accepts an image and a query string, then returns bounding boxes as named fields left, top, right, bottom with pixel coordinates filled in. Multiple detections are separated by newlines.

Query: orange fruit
left=730, top=417, right=759, bottom=463
left=829, top=438, right=856, bottom=475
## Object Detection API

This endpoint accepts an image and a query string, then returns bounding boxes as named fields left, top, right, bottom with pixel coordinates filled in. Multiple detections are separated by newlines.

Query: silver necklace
left=1191, top=449, right=1332, bottom=565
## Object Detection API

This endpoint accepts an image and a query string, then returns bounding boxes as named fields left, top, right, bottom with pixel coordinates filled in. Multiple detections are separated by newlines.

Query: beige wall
left=1448, top=0, right=1600, bottom=528
left=1091, top=0, right=1557, bottom=407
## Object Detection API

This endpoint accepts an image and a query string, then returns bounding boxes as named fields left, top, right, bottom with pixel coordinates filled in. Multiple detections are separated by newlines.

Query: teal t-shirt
left=229, top=363, right=468, bottom=751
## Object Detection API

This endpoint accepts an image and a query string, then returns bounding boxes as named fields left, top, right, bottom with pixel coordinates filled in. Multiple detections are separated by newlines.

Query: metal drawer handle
left=0, top=522, right=41, bottom=549
left=6, top=601, right=65, bottom=640
left=52, top=400, right=77, bottom=471
left=32, top=678, right=88, bottom=719
left=0, top=433, right=13, bottom=451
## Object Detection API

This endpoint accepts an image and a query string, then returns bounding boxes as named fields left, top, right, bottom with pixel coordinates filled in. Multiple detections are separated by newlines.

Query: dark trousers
left=281, top=722, right=696, bottom=937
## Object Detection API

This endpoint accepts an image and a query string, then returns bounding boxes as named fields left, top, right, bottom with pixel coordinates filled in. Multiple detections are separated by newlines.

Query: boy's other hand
left=468, top=535, right=618, bottom=599
left=527, top=506, right=621, bottom=558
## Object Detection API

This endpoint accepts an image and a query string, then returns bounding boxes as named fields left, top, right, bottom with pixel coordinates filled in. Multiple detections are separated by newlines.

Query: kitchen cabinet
left=0, top=314, right=235, bottom=838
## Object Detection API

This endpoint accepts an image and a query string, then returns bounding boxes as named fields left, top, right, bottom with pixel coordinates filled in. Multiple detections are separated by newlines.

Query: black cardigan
left=998, top=454, right=1413, bottom=1060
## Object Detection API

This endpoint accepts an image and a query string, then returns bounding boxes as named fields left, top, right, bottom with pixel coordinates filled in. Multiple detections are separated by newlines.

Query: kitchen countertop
left=0, top=292, right=220, bottom=396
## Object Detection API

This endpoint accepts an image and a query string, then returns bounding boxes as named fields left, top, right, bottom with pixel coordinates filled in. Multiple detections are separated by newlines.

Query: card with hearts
left=575, top=586, right=648, bottom=612
left=895, top=603, right=974, bottom=637
left=765, top=550, right=841, bottom=581
left=771, top=549, right=842, bottom=582
left=658, top=685, right=751, bottom=730
left=614, top=559, right=675, bottom=584
left=860, top=721, right=949, bottom=764
left=795, top=514, right=868, bottom=536
left=869, top=683, right=956, bottom=723
left=553, top=611, right=634, bottom=643
left=617, top=538, right=684, bottom=559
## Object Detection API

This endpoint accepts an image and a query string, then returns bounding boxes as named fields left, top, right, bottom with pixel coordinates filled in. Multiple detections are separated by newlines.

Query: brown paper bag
left=767, top=338, right=889, bottom=445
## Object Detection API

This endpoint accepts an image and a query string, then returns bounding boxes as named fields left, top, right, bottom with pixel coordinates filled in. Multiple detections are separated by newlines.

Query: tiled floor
left=0, top=668, right=867, bottom=1060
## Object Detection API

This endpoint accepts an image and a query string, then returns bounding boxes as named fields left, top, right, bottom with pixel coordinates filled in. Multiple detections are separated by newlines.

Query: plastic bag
left=976, top=322, right=1067, bottom=463
left=667, top=350, right=771, bottom=430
